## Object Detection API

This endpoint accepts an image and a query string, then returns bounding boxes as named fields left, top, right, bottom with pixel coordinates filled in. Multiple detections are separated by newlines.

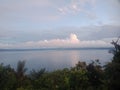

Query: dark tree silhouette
left=87, top=60, right=103, bottom=90
left=16, top=60, right=27, bottom=88
left=16, top=61, right=27, bottom=78
left=105, top=37, right=120, bottom=90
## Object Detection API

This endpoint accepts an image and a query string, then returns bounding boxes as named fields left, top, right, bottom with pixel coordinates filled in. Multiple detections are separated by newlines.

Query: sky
left=0, top=0, right=120, bottom=48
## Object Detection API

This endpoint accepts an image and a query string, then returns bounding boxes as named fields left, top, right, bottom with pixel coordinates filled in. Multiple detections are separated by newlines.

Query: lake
left=0, top=48, right=113, bottom=71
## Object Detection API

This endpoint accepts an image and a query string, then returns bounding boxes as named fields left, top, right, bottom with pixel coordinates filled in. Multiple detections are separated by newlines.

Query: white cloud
left=58, top=0, right=96, bottom=18
left=0, top=33, right=112, bottom=49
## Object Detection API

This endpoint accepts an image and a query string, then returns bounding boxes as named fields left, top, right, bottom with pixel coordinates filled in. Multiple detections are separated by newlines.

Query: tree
left=29, top=68, right=45, bottom=80
left=69, top=61, right=89, bottom=90
left=86, top=60, right=103, bottom=90
left=16, top=60, right=27, bottom=88
left=105, top=37, right=120, bottom=90
left=0, top=63, right=17, bottom=90
left=16, top=61, right=27, bottom=78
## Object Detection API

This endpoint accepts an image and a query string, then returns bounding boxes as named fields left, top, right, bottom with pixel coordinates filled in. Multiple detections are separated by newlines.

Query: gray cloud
left=0, top=24, right=120, bottom=43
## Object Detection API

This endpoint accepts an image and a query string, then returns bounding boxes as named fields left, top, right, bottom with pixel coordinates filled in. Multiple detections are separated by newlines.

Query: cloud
left=58, top=0, right=96, bottom=18
left=0, top=24, right=119, bottom=44
left=0, top=33, right=113, bottom=49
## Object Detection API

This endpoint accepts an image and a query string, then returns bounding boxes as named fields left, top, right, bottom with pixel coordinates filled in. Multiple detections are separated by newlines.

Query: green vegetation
left=0, top=39, right=120, bottom=90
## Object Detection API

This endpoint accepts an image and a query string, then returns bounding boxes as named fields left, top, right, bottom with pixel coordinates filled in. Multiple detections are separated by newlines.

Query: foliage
left=87, top=60, right=104, bottom=90
left=105, top=38, right=120, bottom=90
left=0, top=64, right=17, bottom=90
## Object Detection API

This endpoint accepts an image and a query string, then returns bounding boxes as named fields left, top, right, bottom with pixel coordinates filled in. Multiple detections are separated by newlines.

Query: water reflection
left=70, top=51, right=80, bottom=67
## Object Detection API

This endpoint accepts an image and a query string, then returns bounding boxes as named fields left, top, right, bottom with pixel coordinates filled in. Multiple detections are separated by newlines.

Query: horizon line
left=0, top=47, right=113, bottom=51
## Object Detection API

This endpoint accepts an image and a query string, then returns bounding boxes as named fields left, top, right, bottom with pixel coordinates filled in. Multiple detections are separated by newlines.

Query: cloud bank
left=0, top=33, right=113, bottom=49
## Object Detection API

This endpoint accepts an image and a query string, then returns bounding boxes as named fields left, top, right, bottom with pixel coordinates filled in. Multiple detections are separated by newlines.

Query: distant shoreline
left=0, top=47, right=113, bottom=52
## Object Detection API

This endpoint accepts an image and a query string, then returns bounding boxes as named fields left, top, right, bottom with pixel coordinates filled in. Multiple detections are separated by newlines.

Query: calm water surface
left=0, top=49, right=113, bottom=71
